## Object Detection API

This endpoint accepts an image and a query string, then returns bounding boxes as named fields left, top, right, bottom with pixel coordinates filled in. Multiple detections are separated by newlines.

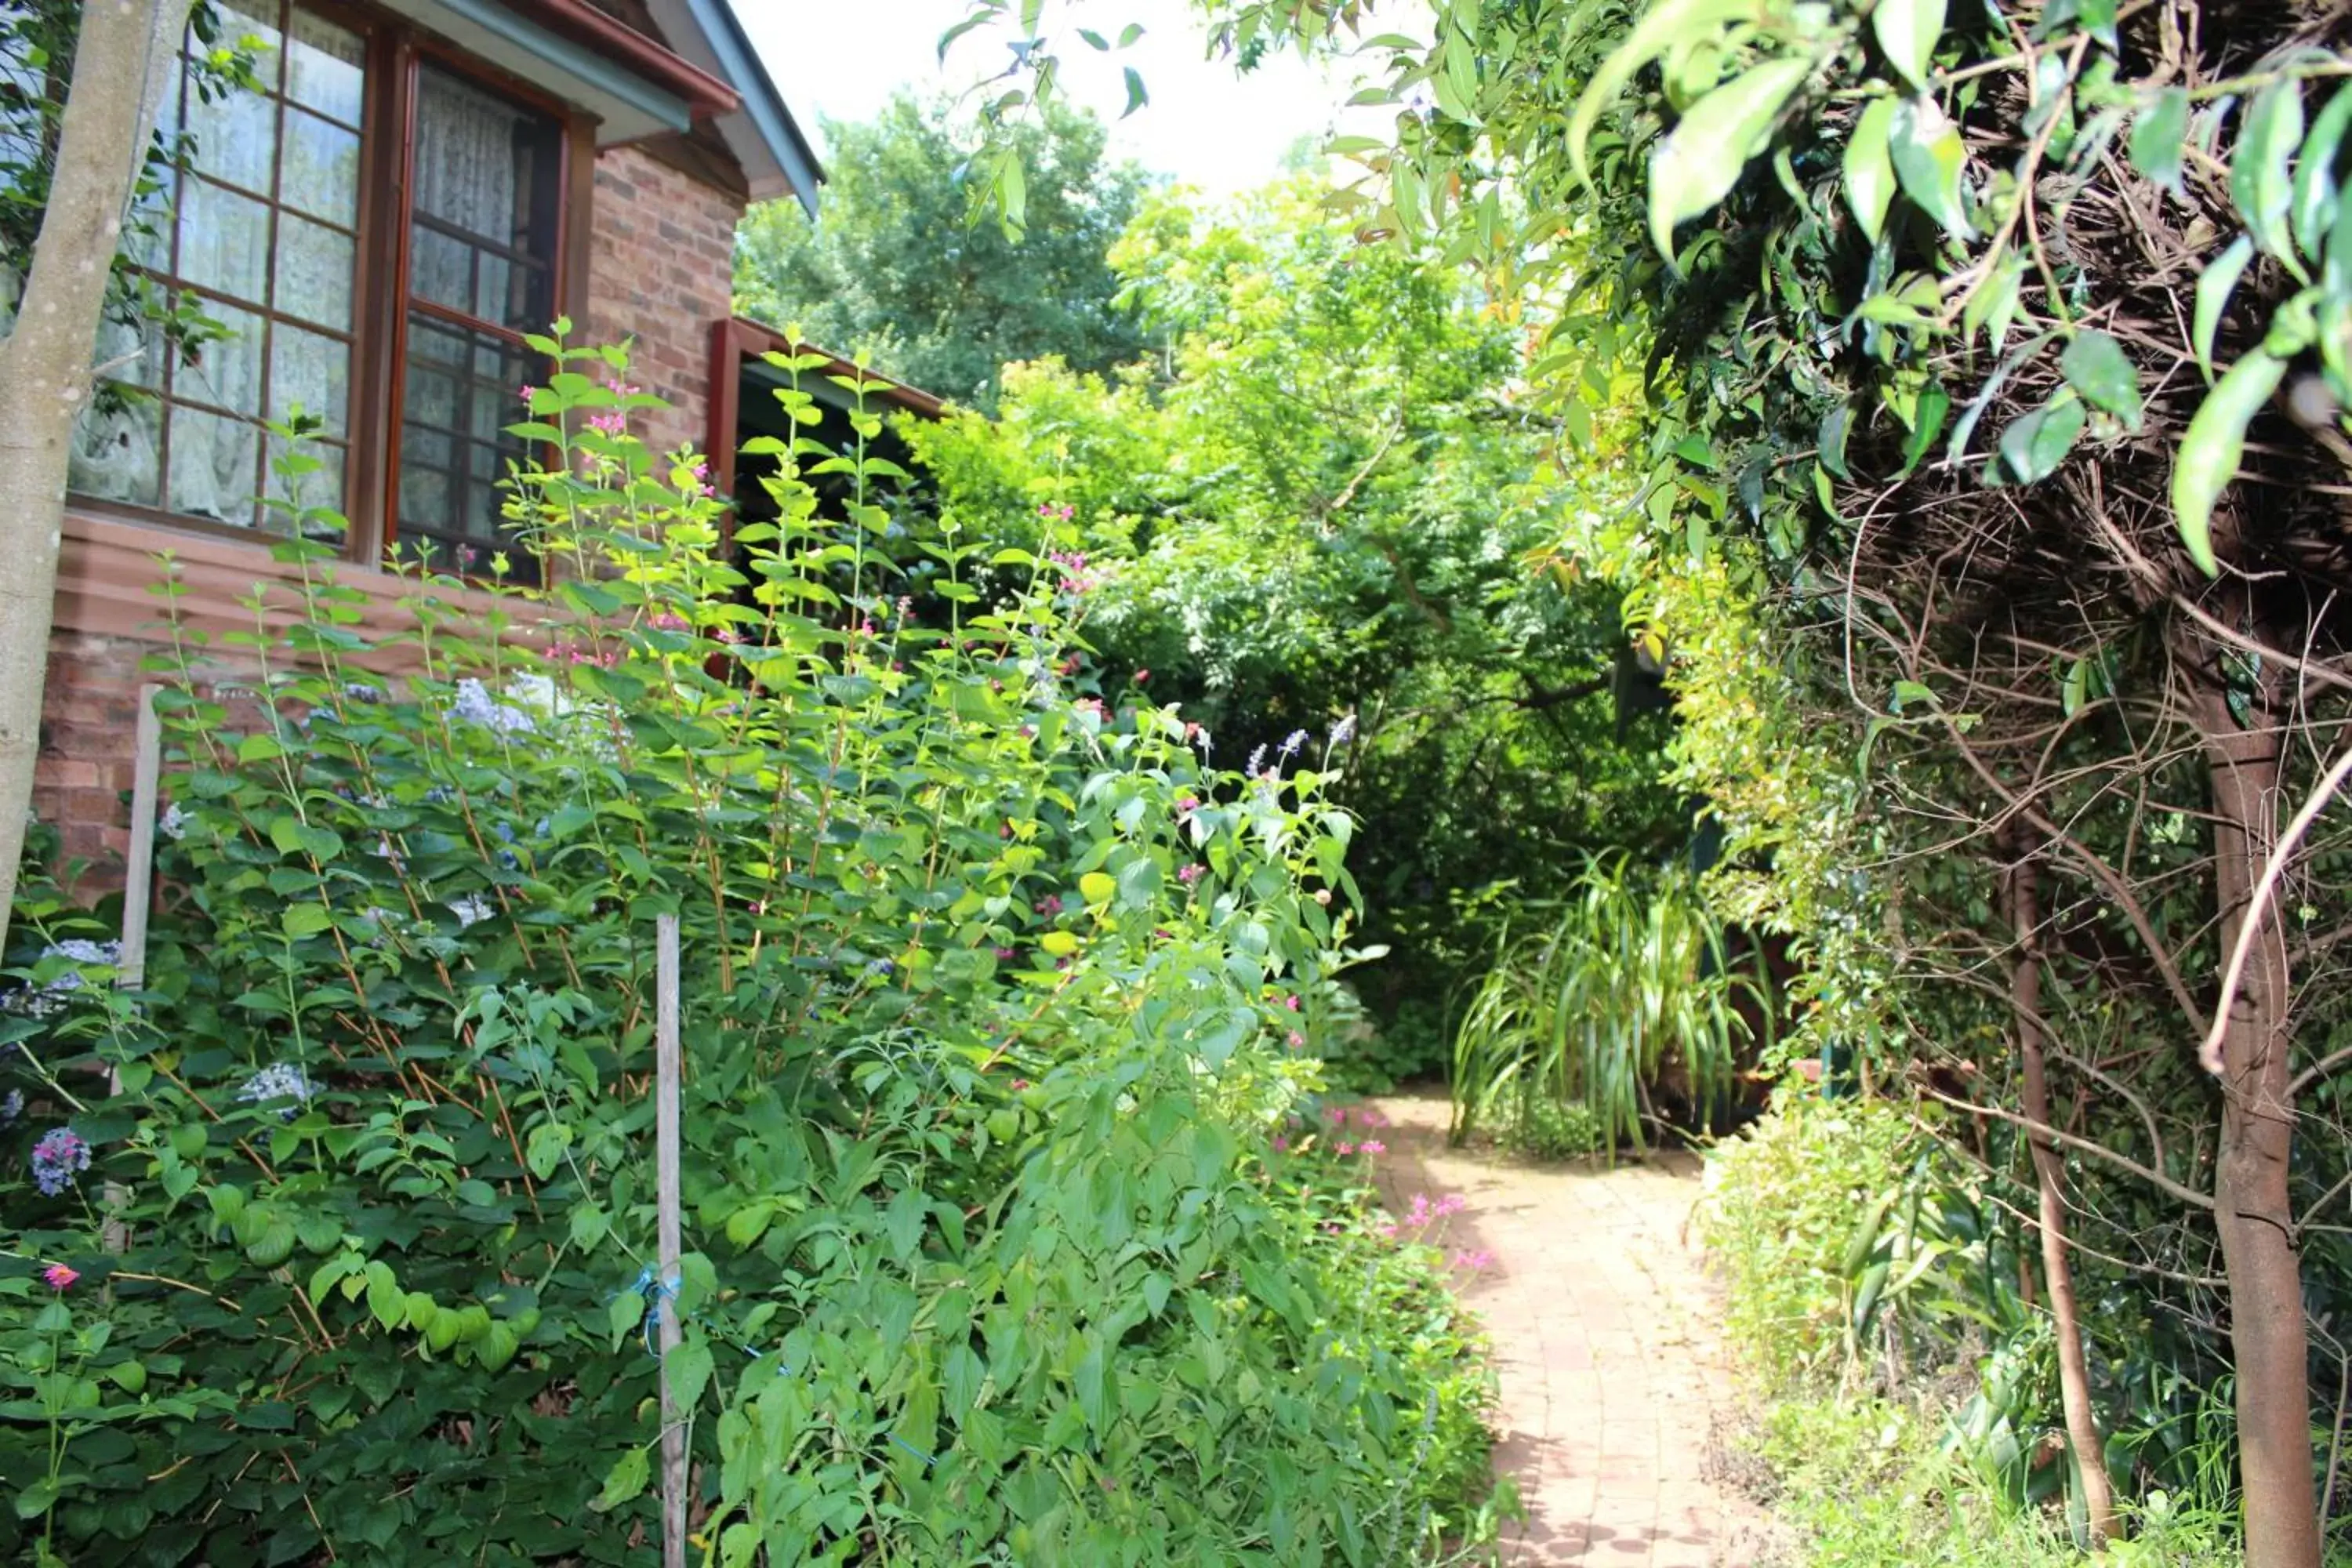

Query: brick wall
left=34, top=631, right=151, bottom=877
left=586, top=143, right=746, bottom=459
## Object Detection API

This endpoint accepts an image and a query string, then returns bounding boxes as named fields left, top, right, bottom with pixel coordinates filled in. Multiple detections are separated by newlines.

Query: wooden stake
left=655, top=913, right=685, bottom=1568
left=103, top=683, right=163, bottom=1253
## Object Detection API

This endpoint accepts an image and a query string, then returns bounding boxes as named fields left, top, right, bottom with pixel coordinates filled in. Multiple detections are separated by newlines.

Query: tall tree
left=733, top=93, right=1151, bottom=411
left=0, top=0, right=201, bottom=958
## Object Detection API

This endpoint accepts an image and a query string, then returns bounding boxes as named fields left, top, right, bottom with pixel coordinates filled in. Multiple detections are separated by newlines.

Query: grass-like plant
left=1447, top=854, right=1760, bottom=1156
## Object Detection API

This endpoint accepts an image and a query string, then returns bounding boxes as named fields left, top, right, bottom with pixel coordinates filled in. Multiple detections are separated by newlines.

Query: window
left=395, top=67, right=565, bottom=585
left=67, top=1, right=581, bottom=574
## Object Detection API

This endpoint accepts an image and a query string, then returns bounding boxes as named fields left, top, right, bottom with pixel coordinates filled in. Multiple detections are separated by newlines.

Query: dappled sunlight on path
left=1369, top=1094, right=1775, bottom=1567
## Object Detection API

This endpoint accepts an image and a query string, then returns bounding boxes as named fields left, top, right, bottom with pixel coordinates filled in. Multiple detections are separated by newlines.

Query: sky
left=734, top=2, right=1407, bottom=198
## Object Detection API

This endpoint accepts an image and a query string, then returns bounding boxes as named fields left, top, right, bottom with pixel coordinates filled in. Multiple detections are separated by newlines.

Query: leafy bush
left=1747, top=1395, right=2240, bottom=1568
left=1498, top=1098, right=1602, bottom=1163
left=0, top=332, right=1497, bottom=1565
left=1450, top=857, right=1757, bottom=1156
left=1696, top=1090, right=1933, bottom=1385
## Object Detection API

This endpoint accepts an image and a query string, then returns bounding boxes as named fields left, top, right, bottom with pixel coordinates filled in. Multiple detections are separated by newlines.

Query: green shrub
left=1499, top=1098, right=1602, bottom=1162
left=1748, top=1395, right=2240, bottom=1568
left=1697, top=1089, right=1924, bottom=1384
left=0, top=332, right=1496, bottom=1565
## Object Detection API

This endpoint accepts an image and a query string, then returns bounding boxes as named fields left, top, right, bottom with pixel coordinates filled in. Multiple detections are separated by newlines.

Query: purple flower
left=31, top=1127, right=90, bottom=1196
left=1330, top=713, right=1357, bottom=746
left=1178, top=863, right=1203, bottom=885
left=992, top=946, right=1018, bottom=960
left=1278, top=728, right=1308, bottom=758
left=1246, top=744, right=1267, bottom=775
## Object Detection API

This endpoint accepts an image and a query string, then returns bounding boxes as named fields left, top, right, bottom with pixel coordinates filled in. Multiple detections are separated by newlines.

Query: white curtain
left=410, top=68, right=523, bottom=315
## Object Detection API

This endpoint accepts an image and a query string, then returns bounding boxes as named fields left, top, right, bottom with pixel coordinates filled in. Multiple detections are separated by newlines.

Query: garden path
left=1367, top=1094, right=1775, bottom=1568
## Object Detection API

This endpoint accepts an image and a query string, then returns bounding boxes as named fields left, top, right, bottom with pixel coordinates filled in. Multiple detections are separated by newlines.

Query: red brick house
left=39, top=0, right=862, bottom=873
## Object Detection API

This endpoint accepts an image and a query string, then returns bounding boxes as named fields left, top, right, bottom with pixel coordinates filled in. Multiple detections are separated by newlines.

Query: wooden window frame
left=69, top=0, right=594, bottom=573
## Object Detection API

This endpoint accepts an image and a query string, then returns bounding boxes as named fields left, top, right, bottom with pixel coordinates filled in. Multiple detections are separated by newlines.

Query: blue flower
left=1330, top=713, right=1357, bottom=747
left=0, top=1090, right=20, bottom=1125
left=451, top=678, right=536, bottom=737
left=31, top=1127, right=90, bottom=1196
left=236, top=1062, right=317, bottom=1120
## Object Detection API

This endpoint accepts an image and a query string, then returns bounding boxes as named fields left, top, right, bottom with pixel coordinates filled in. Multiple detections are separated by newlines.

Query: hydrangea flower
left=450, top=678, right=536, bottom=737
left=31, top=1127, right=91, bottom=1196
left=6, top=940, right=123, bottom=1017
left=448, top=895, right=495, bottom=930
left=158, top=801, right=191, bottom=840
left=0, top=1090, right=19, bottom=1124
left=237, top=1062, right=316, bottom=1120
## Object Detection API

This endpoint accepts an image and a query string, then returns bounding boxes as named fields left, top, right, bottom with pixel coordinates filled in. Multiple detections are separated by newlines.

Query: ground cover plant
left=0, top=334, right=1499, bottom=1565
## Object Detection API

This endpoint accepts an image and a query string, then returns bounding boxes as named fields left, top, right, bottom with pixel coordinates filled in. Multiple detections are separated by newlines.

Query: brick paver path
left=1369, top=1093, right=1771, bottom=1567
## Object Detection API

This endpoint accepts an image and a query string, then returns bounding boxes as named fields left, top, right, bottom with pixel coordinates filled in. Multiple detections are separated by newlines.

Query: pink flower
left=647, top=611, right=689, bottom=632
left=42, top=1263, right=77, bottom=1291
left=1337, top=1142, right=1355, bottom=1156
left=1174, top=795, right=1199, bottom=815
left=1284, top=995, right=1300, bottom=1011
left=1178, top=863, right=1203, bottom=884
left=1287, top=1031, right=1305, bottom=1049
left=1359, top=1139, right=1385, bottom=1156
left=1011, top=1078, right=1031, bottom=1091
left=517, top=384, right=537, bottom=403
left=1327, top=1108, right=1347, bottom=1126
left=1134, top=668, right=1150, bottom=684
left=1272, top=1134, right=1290, bottom=1152
left=1451, top=1248, right=1495, bottom=1271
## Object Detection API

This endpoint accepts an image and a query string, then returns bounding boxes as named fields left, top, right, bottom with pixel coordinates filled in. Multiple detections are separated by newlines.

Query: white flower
left=448, top=895, right=495, bottom=930
left=158, top=802, right=191, bottom=840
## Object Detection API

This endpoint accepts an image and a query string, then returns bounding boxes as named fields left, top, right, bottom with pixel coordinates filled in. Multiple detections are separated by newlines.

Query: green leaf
left=1121, top=67, right=1148, bottom=120
left=589, top=1446, right=648, bottom=1513
left=665, top=1338, right=715, bottom=1413
left=1889, top=96, right=1973, bottom=240
left=1567, top=0, right=1762, bottom=186
left=2292, top=83, right=2352, bottom=260
left=13, top=1478, right=57, bottom=1521
left=1996, top=390, right=2086, bottom=484
left=2194, top=235, right=2256, bottom=382
left=2172, top=347, right=2287, bottom=578
left=1646, top=56, right=1814, bottom=259
left=2059, top=330, right=2143, bottom=428
left=1900, top=382, right=1952, bottom=476
left=281, top=903, right=332, bottom=938
left=2129, top=86, right=2190, bottom=197
left=2234, top=79, right=2305, bottom=267
left=1871, top=0, right=1944, bottom=91
left=1844, top=97, right=1898, bottom=242
left=724, top=1200, right=776, bottom=1248
left=608, top=1289, right=645, bottom=1351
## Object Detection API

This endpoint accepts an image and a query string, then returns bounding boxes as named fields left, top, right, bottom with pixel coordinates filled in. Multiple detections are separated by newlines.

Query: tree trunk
left=2195, top=670, right=2320, bottom=1568
left=2006, top=847, right=2119, bottom=1544
left=0, top=0, right=192, bottom=953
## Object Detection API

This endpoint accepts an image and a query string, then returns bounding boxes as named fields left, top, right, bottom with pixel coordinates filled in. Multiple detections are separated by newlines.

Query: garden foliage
left=0, top=332, right=1496, bottom=1564
left=904, top=183, right=1681, bottom=1084
left=947, top=0, right=2352, bottom=1554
